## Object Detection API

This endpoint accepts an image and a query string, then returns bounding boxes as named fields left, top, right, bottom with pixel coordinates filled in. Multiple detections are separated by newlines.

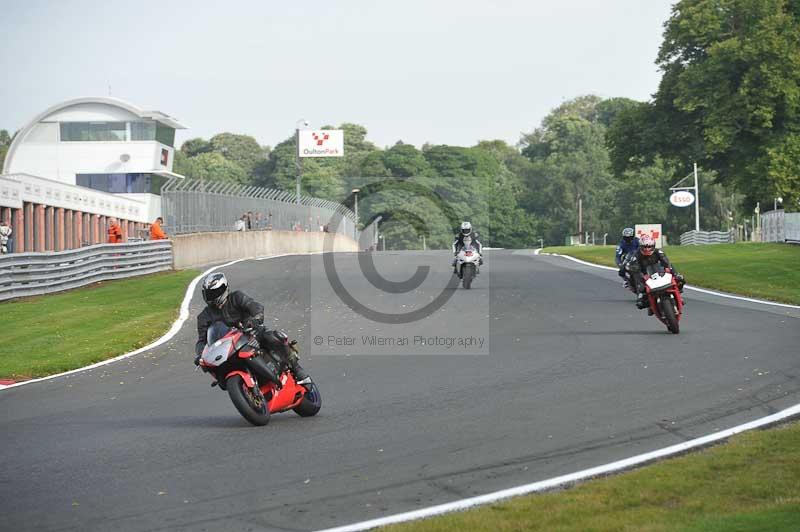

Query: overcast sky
left=1, top=0, right=674, bottom=149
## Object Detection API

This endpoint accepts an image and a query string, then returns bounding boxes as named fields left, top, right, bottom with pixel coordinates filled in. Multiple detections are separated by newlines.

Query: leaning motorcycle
left=642, top=267, right=684, bottom=334
left=620, top=252, right=638, bottom=295
left=455, top=237, right=481, bottom=289
left=197, top=322, right=321, bottom=426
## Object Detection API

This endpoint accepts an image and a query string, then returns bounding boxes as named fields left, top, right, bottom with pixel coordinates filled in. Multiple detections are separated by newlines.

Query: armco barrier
left=0, top=240, right=173, bottom=302
left=171, top=230, right=359, bottom=270
left=679, top=230, right=735, bottom=245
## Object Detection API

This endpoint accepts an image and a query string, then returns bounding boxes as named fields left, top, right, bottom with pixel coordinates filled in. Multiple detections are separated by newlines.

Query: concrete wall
left=172, top=230, right=359, bottom=269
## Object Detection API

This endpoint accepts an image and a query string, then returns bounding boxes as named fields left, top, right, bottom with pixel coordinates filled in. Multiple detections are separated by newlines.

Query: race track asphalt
left=1, top=250, right=799, bottom=532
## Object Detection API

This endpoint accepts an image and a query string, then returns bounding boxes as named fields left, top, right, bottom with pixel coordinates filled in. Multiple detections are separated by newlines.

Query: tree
left=209, top=133, right=266, bottom=177
left=521, top=101, right=616, bottom=244
left=180, top=137, right=211, bottom=157
left=175, top=152, right=250, bottom=183
left=0, top=129, right=10, bottom=170
left=611, top=0, right=800, bottom=210
left=382, top=142, right=433, bottom=177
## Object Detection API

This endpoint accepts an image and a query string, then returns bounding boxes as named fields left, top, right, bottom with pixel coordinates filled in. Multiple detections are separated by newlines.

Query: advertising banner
left=635, top=224, right=664, bottom=247
left=669, top=190, right=695, bottom=207
left=298, top=130, right=344, bottom=158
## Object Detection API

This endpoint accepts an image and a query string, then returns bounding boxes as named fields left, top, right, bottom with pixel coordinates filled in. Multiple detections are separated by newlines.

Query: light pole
left=351, top=187, right=360, bottom=225
left=351, top=188, right=360, bottom=239
left=603, top=232, right=608, bottom=246
left=774, top=196, right=783, bottom=211
left=295, top=119, right=309, bottom=205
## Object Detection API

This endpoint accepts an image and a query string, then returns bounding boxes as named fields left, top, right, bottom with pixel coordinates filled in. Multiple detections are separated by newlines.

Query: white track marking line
left=317, top=248, right=800, bottom=532
left=0, top=253, right=301, bottom=392
left=316, top=403, right=800, bottom=532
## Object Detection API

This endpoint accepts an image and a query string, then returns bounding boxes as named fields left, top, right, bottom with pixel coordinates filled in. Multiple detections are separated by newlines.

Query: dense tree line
left=173, top=90, right=740, bottom=249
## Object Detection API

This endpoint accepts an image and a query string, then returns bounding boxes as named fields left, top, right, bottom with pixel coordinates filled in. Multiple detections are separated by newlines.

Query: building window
left=155, top=123, right=175, bottom=147
left=76, top=173, right=162, bottom=194
left=60, top=122, right=127, bottom=141
left=131, top=122, right=156, bottom=141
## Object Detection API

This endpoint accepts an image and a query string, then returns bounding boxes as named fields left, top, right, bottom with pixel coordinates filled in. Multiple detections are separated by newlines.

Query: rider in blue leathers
left=615, top=227, right=639, bottom=286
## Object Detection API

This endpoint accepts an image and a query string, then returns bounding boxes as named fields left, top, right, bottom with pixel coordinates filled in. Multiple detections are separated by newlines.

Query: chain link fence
left=160, top=177, right=358, bottom=238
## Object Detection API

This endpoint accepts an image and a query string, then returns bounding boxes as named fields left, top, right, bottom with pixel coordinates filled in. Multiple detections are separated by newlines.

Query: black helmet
left=202, top=272, right=229, bottom=308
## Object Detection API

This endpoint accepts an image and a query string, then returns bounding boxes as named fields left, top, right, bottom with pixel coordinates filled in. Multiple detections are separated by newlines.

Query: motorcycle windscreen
left=202, top=322, right=234, bottom=366
left=207, top=321, right=231, bottom=345
left=646, top=272, right=673, bottom=291
left=202, top=338, right=234, bottom=366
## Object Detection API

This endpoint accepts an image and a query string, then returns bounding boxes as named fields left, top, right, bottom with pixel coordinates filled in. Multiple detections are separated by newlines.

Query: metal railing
left=679, top=229, right=736, bottom=245
left=0, top=240, right=173, bottom=302
left=160, top=177, right=357, bottom=238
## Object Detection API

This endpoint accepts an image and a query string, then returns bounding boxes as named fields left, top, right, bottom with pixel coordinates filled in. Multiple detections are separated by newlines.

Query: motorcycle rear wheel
left=659, top=297, right=680, bottom=334
left=293, top=382, right=322, bottom=417
left=227, top=374, right=271, bottom=426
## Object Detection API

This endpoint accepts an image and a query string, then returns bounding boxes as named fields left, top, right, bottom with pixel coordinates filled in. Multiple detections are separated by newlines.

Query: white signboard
left=669, top=190, right=695, bottom=207
left=298, top=130, right=344, bottom=158
left=635, top=224, right=664, bottom=248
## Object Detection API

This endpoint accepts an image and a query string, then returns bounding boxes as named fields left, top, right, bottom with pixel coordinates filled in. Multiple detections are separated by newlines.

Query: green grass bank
left=385, top=421, right=800, bottom=532
left=542, top=243, right=800, bottom=306
left=0, top=270, right=199, bottom=380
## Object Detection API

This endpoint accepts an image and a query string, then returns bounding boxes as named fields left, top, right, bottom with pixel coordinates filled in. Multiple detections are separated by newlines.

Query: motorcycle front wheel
left=293, top=382, right=322, bottom=417
left=227, top=374, right=271, bottom=426
left=659, top=296, right=680, bottom=334
left=462, top=264, right=475, bottom=289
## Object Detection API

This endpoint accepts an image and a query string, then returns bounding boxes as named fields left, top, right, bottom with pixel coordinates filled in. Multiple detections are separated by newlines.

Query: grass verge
left=385, top=421, right=800, bottom=532
left=0, top=269, right=199, bottom=380
left=542, top=243, right=800, bottom=306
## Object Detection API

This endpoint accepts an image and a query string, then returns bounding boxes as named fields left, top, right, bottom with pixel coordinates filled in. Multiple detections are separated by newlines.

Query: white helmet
left=460, top=221, right=472, bottom=236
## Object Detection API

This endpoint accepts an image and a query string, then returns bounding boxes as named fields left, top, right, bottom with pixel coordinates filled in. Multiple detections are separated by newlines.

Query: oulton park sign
left=298, top=130, right=344, bottom=158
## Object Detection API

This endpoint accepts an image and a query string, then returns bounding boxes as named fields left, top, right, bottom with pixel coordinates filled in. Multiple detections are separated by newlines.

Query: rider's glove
left=242, top=317, right=261, bottom=331
left=193, top=354, right=201, bottom=366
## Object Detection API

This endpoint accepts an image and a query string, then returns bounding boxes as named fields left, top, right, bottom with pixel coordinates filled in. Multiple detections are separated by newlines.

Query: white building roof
left=2, top=96, right=187, bottom=174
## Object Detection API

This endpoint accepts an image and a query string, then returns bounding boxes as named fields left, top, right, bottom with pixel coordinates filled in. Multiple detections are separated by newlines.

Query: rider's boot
left=285, top=351, right=310, bottom=382
left=636, top=293, right=648, bottom=310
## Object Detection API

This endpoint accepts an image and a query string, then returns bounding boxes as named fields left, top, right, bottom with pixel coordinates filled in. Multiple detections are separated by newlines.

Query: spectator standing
left=235, top=215, right=247, bottom=232
left=0, top=218, right=12, bottom=253
left=107, top=217, right=123, bottom=244
left=246, top=211, right=253, bottom=230
left=150, top=217, right=168, bottom=240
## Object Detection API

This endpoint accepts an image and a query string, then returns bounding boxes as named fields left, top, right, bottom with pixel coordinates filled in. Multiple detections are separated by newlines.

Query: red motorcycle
left=642, top=267, right=684, bottom=334
left=198, top=322, right=321, bottom=426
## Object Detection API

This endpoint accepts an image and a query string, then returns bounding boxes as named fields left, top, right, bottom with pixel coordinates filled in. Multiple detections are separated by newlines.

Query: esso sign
left=670, top=191, right=695, bottom=207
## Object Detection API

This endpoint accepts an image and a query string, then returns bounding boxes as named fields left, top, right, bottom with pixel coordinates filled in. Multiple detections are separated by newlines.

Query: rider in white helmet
left=452, top=221, right=483, bottom=274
